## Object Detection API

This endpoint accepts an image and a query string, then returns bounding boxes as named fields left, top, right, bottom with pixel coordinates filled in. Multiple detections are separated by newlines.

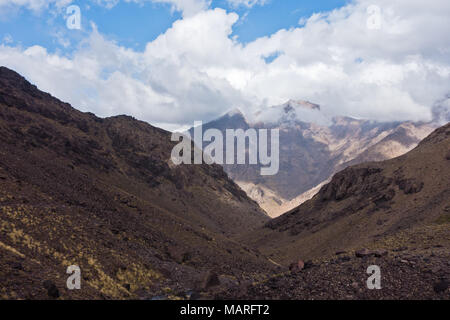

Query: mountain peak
left=226, top=108, right=245, bottom=117
left=282, top=99, right=321, bottom=112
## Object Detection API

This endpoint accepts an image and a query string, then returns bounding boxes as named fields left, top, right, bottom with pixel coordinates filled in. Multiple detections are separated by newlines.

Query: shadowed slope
left=0, top=66, right=273, bottom=300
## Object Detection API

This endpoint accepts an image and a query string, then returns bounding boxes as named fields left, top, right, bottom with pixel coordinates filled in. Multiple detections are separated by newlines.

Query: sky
left=0, top=0, right=449, bottom=131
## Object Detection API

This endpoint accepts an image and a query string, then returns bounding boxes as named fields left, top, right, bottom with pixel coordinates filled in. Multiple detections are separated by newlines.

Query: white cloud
left=0, top=0, right=73, bottom=12
left=226, top=0, right=267, bottom=8
left=1, top=0, right=450, bottom=130
left=0, top=0, right=209, bottom=16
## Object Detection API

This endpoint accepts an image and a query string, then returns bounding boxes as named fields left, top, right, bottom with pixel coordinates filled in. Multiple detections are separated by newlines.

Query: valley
left=196, top=100, right=439, bottom=217
left=0, top=67, right=448, bottom=300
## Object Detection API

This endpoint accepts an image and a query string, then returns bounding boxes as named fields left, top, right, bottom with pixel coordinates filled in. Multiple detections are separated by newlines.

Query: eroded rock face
left=319, top=167, right=390, bottom=202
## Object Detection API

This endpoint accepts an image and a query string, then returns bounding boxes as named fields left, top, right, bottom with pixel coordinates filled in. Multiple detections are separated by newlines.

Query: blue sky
left=0, top=0, right=448, bottom=130
left=1, top=0, right=349, bottom=54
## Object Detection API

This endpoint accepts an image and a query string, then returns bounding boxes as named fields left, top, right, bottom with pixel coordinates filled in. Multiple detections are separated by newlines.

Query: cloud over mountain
left=0, top=0, right=449, bottom=130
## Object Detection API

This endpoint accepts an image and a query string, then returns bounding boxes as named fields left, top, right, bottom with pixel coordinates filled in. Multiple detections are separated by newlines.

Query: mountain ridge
left=0, top=66, right=275, bottom=300
left=196, top=104, right=437, bottom=217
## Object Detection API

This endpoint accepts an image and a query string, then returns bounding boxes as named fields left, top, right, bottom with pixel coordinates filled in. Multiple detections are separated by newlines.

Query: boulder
left=43, top=280, right=60, bottom=299
left=373, top=249, right=388, bottom=257
left=289, top=260, right=305, bottom=273
left=355, top=248, right=371, bottom=258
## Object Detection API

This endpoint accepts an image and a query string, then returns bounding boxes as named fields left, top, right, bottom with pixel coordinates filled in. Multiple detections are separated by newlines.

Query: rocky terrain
left=0, top=67, right=275, bottom=300
left=227, top=123, right=449, bottom=299
left=0, top=67, right=448, bottom=300
left=219, top=244, right=449, bottom=300
left=197, top=101, right=437, bottom=217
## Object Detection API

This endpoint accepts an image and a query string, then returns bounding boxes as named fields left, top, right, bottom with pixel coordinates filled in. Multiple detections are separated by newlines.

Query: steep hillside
left=0, top=67, right=273, bottom=300
left=245, top=123, right=450, bottom=263
left=219, top=123, right=450, bottom=300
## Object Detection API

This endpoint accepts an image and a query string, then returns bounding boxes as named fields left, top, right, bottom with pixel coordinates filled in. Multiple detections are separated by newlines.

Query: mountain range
left=197, top=100, right=440, bottom=217
left=0, top=67, right=448, bottom=300
left=229, top=121, right=450, bottom=299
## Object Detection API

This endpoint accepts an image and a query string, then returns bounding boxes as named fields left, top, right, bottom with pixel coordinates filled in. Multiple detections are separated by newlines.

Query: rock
left=400, top=259, right=409, bottom=264
left=304, top=260, right=314, bottom=269
left=445, top=150, right=450, bottom=160
left=355, top=248, right=371, bottom=258
left=335, top=251, right=347, bottom=255
left=123, top=283, right=131, bottom=291
left=373, top=249, right=388, bottom=257
left=433, top=280, right=449, bottom=293
left=202, top=271, right=221, bottom=290
left=289, top=260, right=305, bottom=273
left=43, top=280, right=59, bottom=299
left=297, top=260, right=305, bottom=270
left=397, top=179, right=424, bottom=194
left=338, top=256, right=351, bottom=262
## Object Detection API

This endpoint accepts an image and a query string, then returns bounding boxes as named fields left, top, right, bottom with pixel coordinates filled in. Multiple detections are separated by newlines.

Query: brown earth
left=244, top=123, right=450, bottom=263
left=227, top=123, right=450, bottom=299
left=0, top=66, right=448, bottom=300
left=0, top=66, right=275, bottom=300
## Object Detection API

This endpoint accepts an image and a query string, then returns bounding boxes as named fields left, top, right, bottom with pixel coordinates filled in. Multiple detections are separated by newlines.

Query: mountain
left=245, top=122, right=450, bottom=260
left=224, top=122, right=450, bottom=299
left=197, top=101, right=437, bottom=217
left=0, top=67, right=275, bottom=300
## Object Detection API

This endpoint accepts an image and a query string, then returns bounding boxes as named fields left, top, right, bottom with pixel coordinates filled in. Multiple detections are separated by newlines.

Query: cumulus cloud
left=1, top=0, right=449, bottom=130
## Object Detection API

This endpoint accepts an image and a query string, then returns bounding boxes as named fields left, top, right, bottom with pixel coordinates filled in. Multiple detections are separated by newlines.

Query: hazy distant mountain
left=198, top=100, right=437, bottom=217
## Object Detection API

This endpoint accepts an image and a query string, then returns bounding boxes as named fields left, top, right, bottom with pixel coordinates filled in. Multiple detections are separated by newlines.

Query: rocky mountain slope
left=0, top=67, right=275, bottom=300
left=197, top=101, right=437, bottom=217
left=1, top=66, right=448, bottom=300
left=244, top=123, right=450, bottom=262
left=217, top=123, right=450, bottom=300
